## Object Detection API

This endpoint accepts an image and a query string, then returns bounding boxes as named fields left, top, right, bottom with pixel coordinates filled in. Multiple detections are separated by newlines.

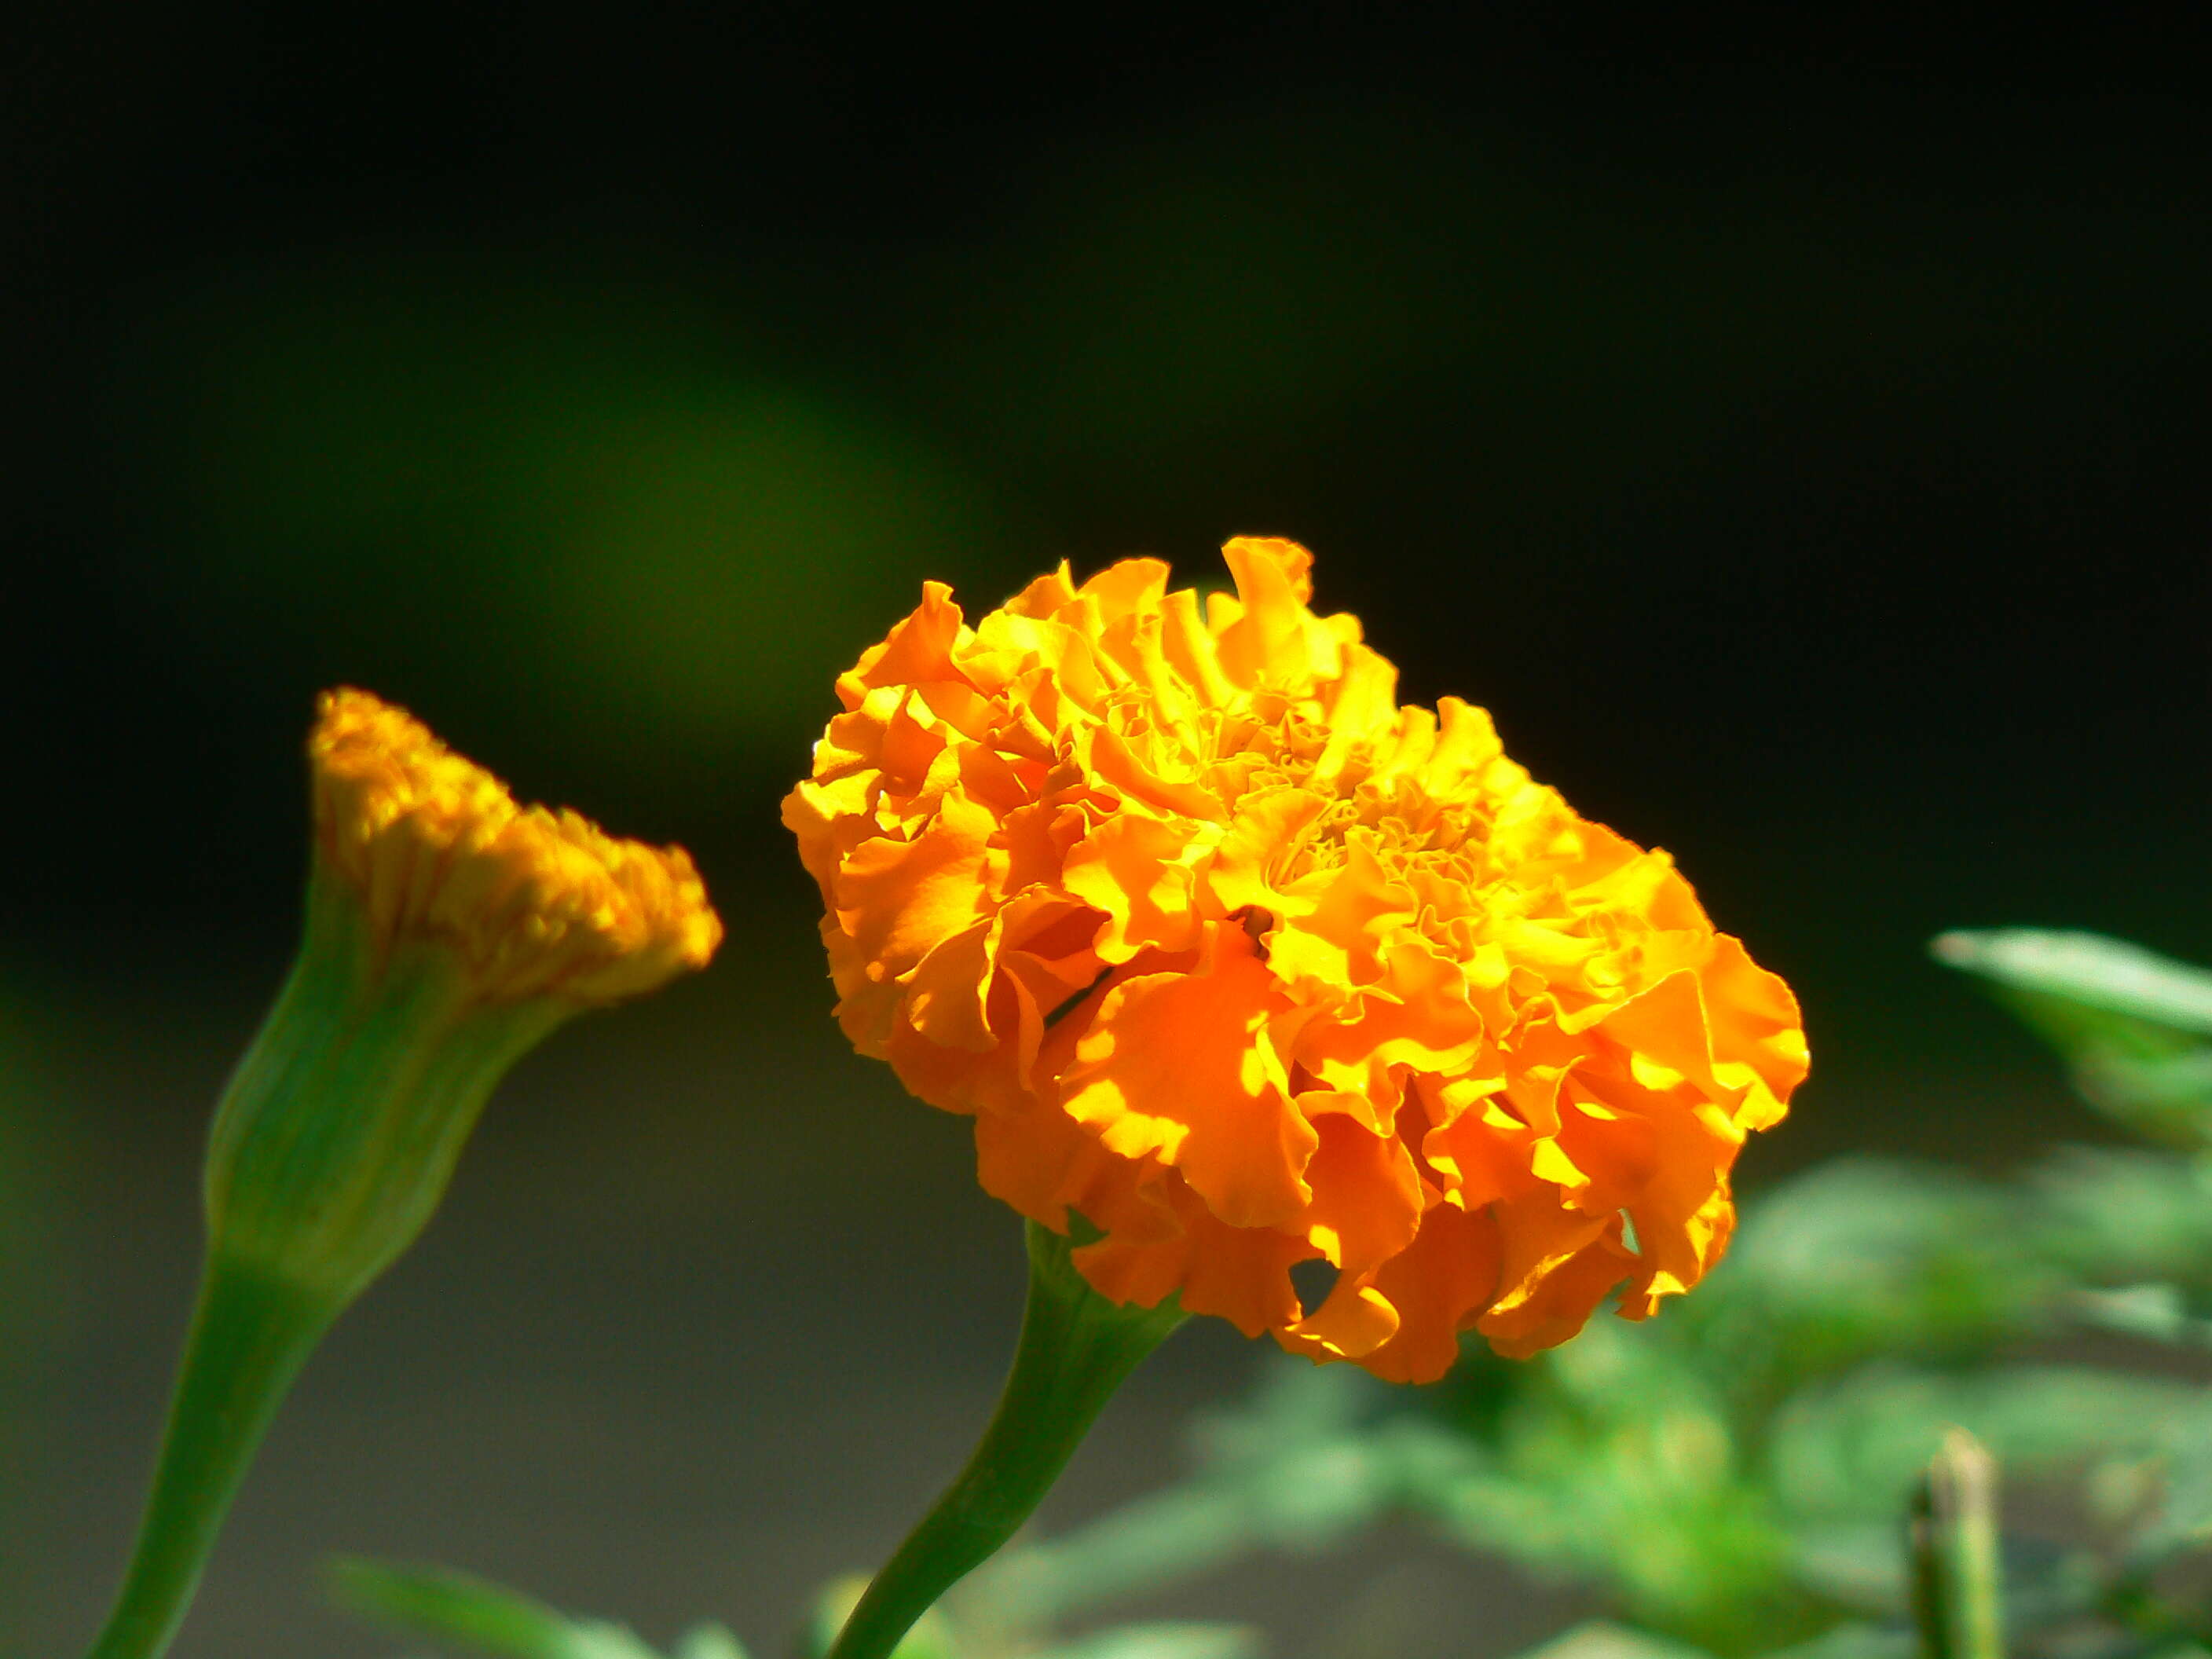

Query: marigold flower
left=786, top=540, right=1806, bottom=1382
left=310, top=687, right=721, bottom=1005
left=207, top=687, right=723, bottom=1296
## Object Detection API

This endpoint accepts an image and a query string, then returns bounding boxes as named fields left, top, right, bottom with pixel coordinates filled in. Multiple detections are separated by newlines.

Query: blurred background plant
left=4, top=9, right=2208, bottom=1658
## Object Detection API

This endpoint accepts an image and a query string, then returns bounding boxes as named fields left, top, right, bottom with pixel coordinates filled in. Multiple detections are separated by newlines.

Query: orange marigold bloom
left=784, top=540, right=1807, bottom=1382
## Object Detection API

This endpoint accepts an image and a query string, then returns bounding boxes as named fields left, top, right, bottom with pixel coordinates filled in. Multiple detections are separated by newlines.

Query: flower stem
left=825, top=1221, right=1187, bottom=1659
left=1910, top=1427, right=2005, bottom=1659
left=84, top=1256, right=332, bottom=1659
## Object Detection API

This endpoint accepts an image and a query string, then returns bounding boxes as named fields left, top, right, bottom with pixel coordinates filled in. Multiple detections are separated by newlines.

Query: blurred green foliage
left=341, top=927, right=2212, bottom=1659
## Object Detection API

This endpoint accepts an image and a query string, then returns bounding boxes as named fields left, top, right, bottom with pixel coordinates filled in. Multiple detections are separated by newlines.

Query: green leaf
left=1185, top=1359, right=1381, bottom=1470
left=326, top=1558, right=666, bottom=1659
left=672, top=1625, right=749, bottom=1659
left=959, top=1360, right=1420, bottom=1635
left=1507, top=1620, right=1718, bottom=1659
left=2031, top=1148, right=2212, bottom=1285
left=1785, top=1526, right=1908, bottom=1613
left=1932, top=931, right=2212, bottom=1037
left=1767, top=1366, right=2198, bottom=1531
left=1408, top=1322, right=1815, bottom=1651
left=1678, top=1159, right=2045, bottom=1397
left=1762, top=1623, right=1917, bottom=1659
left=1932, top=930, right=2212, bottom=1143
left=2069, top=1284, right=2212, bottom=1349
left=1031, top=1622, right=1265, bottom=1659
left=2123, top=1397, right=2212, bottom=1569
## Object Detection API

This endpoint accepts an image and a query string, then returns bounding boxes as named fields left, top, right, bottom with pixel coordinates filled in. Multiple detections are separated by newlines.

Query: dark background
left=3, top=8, right=2208, bottom=1657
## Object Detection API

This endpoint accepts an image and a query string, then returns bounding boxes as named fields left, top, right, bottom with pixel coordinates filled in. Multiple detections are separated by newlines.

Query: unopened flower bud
left=86, top=689, right=720, bottom=1659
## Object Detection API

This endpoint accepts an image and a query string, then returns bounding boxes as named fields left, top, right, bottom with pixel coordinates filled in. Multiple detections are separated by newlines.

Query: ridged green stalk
left=83, top=868, right=570, bottom=1659
left=84, top=1259, right=329, bottom=1659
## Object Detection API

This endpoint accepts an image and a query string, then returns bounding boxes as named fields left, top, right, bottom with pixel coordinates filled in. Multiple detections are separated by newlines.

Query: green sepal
left=207, top=866, right=568, bottom=1305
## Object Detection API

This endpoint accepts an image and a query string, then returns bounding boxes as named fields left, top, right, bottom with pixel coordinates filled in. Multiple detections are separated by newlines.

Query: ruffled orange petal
left=1346, top=1203, right=1505, bottom=1384
left=837, top=581, right=969, bottom=705
left=1075, top=1181, right=1309, bottom=1335
left=833, top=790, right=1004, bottom=984
left=1478, top=1201, right=1632, bottom=1359
left=1063, top=812, right=1211, bottom=962
left=1062, top=928, right=1318, bottom=1229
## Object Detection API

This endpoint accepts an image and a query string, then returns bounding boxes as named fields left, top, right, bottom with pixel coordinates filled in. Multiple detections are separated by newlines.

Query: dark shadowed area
left=3, top=8, right=2207, bottom=1657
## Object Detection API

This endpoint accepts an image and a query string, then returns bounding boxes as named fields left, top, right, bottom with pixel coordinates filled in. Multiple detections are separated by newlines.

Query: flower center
left=1203, top=695, right=1498, bottom=885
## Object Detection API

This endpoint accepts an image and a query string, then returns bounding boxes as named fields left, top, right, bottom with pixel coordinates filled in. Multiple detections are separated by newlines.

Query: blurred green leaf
left=1763, top=1623, right=1917, bottom=1659
left=1186, top=1361, right=1379, bottom=1469
left=1031, top=1623, right=1265, bottom=1659
left=1767, top=1366, right=2197, bottom=1531
left=961, top=1362, right=1420, bottom=1636
left=1934, top=931, right=2212, bottom=1143
left=1785, top=1526, right=1908, bottom=1614
left=1676, top=1159, right=2047, bottom=1401
left=328, top=1558, right=675, bottom=1659
left=2068, top=1284, right=2212, bottom=1350
left=1990, top=1543, right=2107, bottom=1640
left=1509, top=1619, right=1719, bottom=1659
left=671, top=1625, right=749, bottom=1659
left=2032, top=1149, right=2212, bottom=1287
left=2122, top=1399, right=2212, bottom=1570
left=1934, top=932, right=2212, bottom=1036
left=1409, top=1321, right=1811, bottom=1652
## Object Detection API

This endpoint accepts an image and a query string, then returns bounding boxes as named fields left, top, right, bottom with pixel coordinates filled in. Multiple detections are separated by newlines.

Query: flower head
left=786, top=539, right=1807, bottom=1382
left=206, top=689, right=722, bottom=1302
left=311, top=687, right=721, bottom=1005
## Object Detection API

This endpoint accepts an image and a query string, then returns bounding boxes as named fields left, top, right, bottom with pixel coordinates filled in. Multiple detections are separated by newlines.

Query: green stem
left=825, top=1221, right=1187, bottom=1659
left=85, top=1256, right=332, bottom=1659
left=1910, top=1428, right=2004, bottom=1659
